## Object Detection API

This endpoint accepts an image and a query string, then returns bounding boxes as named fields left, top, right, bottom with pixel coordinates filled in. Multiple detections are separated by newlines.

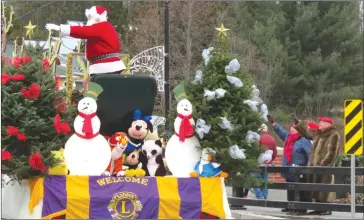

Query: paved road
left=226, top=187, right=364, bottom=219
left=231, top=206, right=364, bottom=219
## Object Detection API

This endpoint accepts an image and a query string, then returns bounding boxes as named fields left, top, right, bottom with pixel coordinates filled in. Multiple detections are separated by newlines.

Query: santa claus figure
left=45, top=6, right=126, bottom=90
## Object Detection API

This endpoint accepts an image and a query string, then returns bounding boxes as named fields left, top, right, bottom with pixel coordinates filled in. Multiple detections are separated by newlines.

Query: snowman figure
left=64, top=82, right=111, bottom=176
left=165, top=85, right=202, bottom=177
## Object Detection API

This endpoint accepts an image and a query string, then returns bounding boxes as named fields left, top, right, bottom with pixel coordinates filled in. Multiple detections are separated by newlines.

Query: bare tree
left=128, top=1, right=221, bottom=113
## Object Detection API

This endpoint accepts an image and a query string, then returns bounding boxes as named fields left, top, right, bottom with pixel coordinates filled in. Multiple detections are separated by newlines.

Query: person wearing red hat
left=293, top=116, right=340, bottom=215
left=45, top=6, right=126, bottom=90
left=267, top=115, right=312, bottom=215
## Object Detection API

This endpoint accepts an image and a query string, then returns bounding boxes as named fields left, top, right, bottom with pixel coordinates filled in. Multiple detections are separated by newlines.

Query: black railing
left=228, top=166, right=364, bottom=213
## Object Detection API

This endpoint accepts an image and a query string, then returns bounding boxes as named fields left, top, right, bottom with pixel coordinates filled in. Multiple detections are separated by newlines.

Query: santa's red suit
left=59, top=6, right=125, bottom=75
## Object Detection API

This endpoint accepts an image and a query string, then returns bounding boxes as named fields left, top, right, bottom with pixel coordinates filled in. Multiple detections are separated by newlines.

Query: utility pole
left=164, top=0, right=170, bottom=131
left=360, top=1, right=364, bottom=32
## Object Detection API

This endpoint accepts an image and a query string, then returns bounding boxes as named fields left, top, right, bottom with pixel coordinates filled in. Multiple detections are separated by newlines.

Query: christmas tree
left=179, top=24, right=264, bottom=186
left=1, top=54, right=75, bottom=180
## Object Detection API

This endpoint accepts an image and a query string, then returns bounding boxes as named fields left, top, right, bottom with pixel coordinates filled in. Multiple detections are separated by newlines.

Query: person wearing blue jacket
left=267, top=115, right=312, bottom=215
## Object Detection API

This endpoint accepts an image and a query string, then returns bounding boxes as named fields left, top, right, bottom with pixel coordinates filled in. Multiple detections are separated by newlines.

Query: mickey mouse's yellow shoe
left=125, top=169, right=136, bottom=177
left=135, top=168, right=146, bottom=177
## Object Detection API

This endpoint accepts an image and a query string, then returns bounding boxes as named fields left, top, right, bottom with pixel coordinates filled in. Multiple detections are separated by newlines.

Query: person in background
left=293, top=116, right=340, bottom=216
left=250, top=124, right=277, bottom=200
left=242, top=188, right=250, bottom=198
left=267, top=115, right=312, bottom=215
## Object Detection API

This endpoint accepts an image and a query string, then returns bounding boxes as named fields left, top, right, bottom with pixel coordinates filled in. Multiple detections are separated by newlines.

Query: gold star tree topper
left=24, top=20, right=37, bottom=39
left=215, top=23, right=230, bottom=38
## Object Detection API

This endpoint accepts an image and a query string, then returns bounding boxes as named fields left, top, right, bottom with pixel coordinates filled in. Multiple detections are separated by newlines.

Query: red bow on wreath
left=43, top=59, right=50, bottom=72
left=2, top=73, right=25, bottom=85
left=12, top=56, right=31, bottom=68
left=1, top=150, right=13, bottom=161
left=29, top=152, right=46, bottom=173
left=55, top=76, right=61, bottom=91
left=54, top=114, right=71, bottom=135
left=54, top=97, right=67, bottom=112
left=21, top=84, right=41, bottom=100
left=6, top=126, right=27, bottom=141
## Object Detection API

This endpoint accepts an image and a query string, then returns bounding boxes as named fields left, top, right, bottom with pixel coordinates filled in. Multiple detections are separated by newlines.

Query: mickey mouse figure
left=124, top=109, right=153, bottom=155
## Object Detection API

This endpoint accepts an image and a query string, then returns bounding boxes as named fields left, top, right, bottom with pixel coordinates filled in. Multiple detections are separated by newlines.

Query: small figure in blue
left=190, top=148, right=228, bottom=178
left=124, top=109, right=153, bottom=155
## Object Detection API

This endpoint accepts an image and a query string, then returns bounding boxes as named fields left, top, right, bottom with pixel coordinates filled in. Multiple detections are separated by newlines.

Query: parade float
left=2, top=4, right=267, bottom=219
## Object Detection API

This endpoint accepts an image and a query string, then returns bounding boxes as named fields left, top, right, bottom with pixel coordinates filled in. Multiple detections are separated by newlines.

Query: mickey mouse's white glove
left=117, top=171, right=126, bottom=177
left=45, top=23, right=60, bottom=31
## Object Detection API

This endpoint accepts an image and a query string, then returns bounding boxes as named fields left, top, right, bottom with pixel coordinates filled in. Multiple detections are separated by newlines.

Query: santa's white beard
left=86, top=19, right=96, bottom=26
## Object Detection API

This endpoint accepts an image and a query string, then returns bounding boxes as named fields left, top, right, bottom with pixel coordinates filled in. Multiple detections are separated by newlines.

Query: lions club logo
left=107, top=192, right=143, bottom=219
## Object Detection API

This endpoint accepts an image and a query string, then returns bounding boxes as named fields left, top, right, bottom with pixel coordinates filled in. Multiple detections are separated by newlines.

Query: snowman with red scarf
left=64, top=82, right=111, bottom=176
left=165, top=85, right=201, bottom=177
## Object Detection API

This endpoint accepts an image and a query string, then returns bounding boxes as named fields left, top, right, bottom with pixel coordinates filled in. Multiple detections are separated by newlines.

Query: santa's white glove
left=101, top=171, right=111, bottom=176
left=45, top=23, right=60, bottom=31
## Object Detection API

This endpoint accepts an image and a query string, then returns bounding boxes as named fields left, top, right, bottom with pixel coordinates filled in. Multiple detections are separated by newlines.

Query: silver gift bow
left=246, top=130, right=260, bottom=144
left=192, top=70, right=203, bottom=84
left=204, top=88, right=227, bottom=101
left=218, top=117, right=235, bottom=131
left=202, top=47, right=214, bottom=66
left=229, top=145, right=246, bottom=159
left=227, top=76, right=243, bottom=88
left=195, top=119, right=211, bottom=139
left=225, top=59, right=241, bottom=74
left=243, top=100, right=259, bottom=112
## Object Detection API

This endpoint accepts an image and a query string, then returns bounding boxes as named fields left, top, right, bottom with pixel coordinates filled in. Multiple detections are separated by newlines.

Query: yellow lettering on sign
left=97, top=178, right=106, bottom=186
left=105, top=177, right=112, bottom=184
left=96, top=177, right=149, bottom=187
left=141, top=178, right=148, bottom=186
left=132, top=177, right=140, bottom=184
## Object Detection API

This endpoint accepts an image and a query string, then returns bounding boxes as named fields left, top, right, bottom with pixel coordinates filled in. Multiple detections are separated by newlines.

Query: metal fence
left=228, top=166, right=364, bottom=213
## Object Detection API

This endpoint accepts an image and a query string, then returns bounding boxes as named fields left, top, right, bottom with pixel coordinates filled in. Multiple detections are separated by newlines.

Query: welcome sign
left=37, top=176, right=226, bottom=219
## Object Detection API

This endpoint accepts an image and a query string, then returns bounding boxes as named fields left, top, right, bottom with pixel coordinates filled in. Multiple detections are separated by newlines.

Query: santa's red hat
left=85, top=6, right=109, bottom=21
left=318, top=117, right=333, bottom=125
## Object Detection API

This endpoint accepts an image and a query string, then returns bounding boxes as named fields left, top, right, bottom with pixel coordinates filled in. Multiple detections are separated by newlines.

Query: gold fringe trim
left=42, top=209, right=67, bottom=219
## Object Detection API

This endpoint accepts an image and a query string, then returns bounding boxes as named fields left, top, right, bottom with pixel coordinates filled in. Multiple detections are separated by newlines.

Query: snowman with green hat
left=165, top=84, right=202, bottom=177
left=64, top=82, right=112, bottom=176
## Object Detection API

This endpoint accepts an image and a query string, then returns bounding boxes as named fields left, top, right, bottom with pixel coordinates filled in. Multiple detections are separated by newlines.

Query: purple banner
left=42, top=176, right=67, bottom=217
left=89, top=176, right=159, bottom=219
left=178, top=178, right=202, bottom=219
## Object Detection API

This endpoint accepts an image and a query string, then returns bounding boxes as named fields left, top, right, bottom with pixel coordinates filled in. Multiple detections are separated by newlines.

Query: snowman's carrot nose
left=207, top=155, right=212, bottom=161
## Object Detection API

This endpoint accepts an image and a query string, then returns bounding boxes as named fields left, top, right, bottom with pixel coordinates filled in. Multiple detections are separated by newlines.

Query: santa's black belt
left=89, top=53, right=119, bottom=64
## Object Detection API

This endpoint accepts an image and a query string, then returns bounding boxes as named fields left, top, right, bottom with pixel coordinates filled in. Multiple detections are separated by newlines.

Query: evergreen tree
left=23, top=42, right=46, bottom=59
left=235, top=1, right=363, bottom=115
left=171, top=27, right=264, bottom=187
left=1, top=54, right=75, bottom=180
